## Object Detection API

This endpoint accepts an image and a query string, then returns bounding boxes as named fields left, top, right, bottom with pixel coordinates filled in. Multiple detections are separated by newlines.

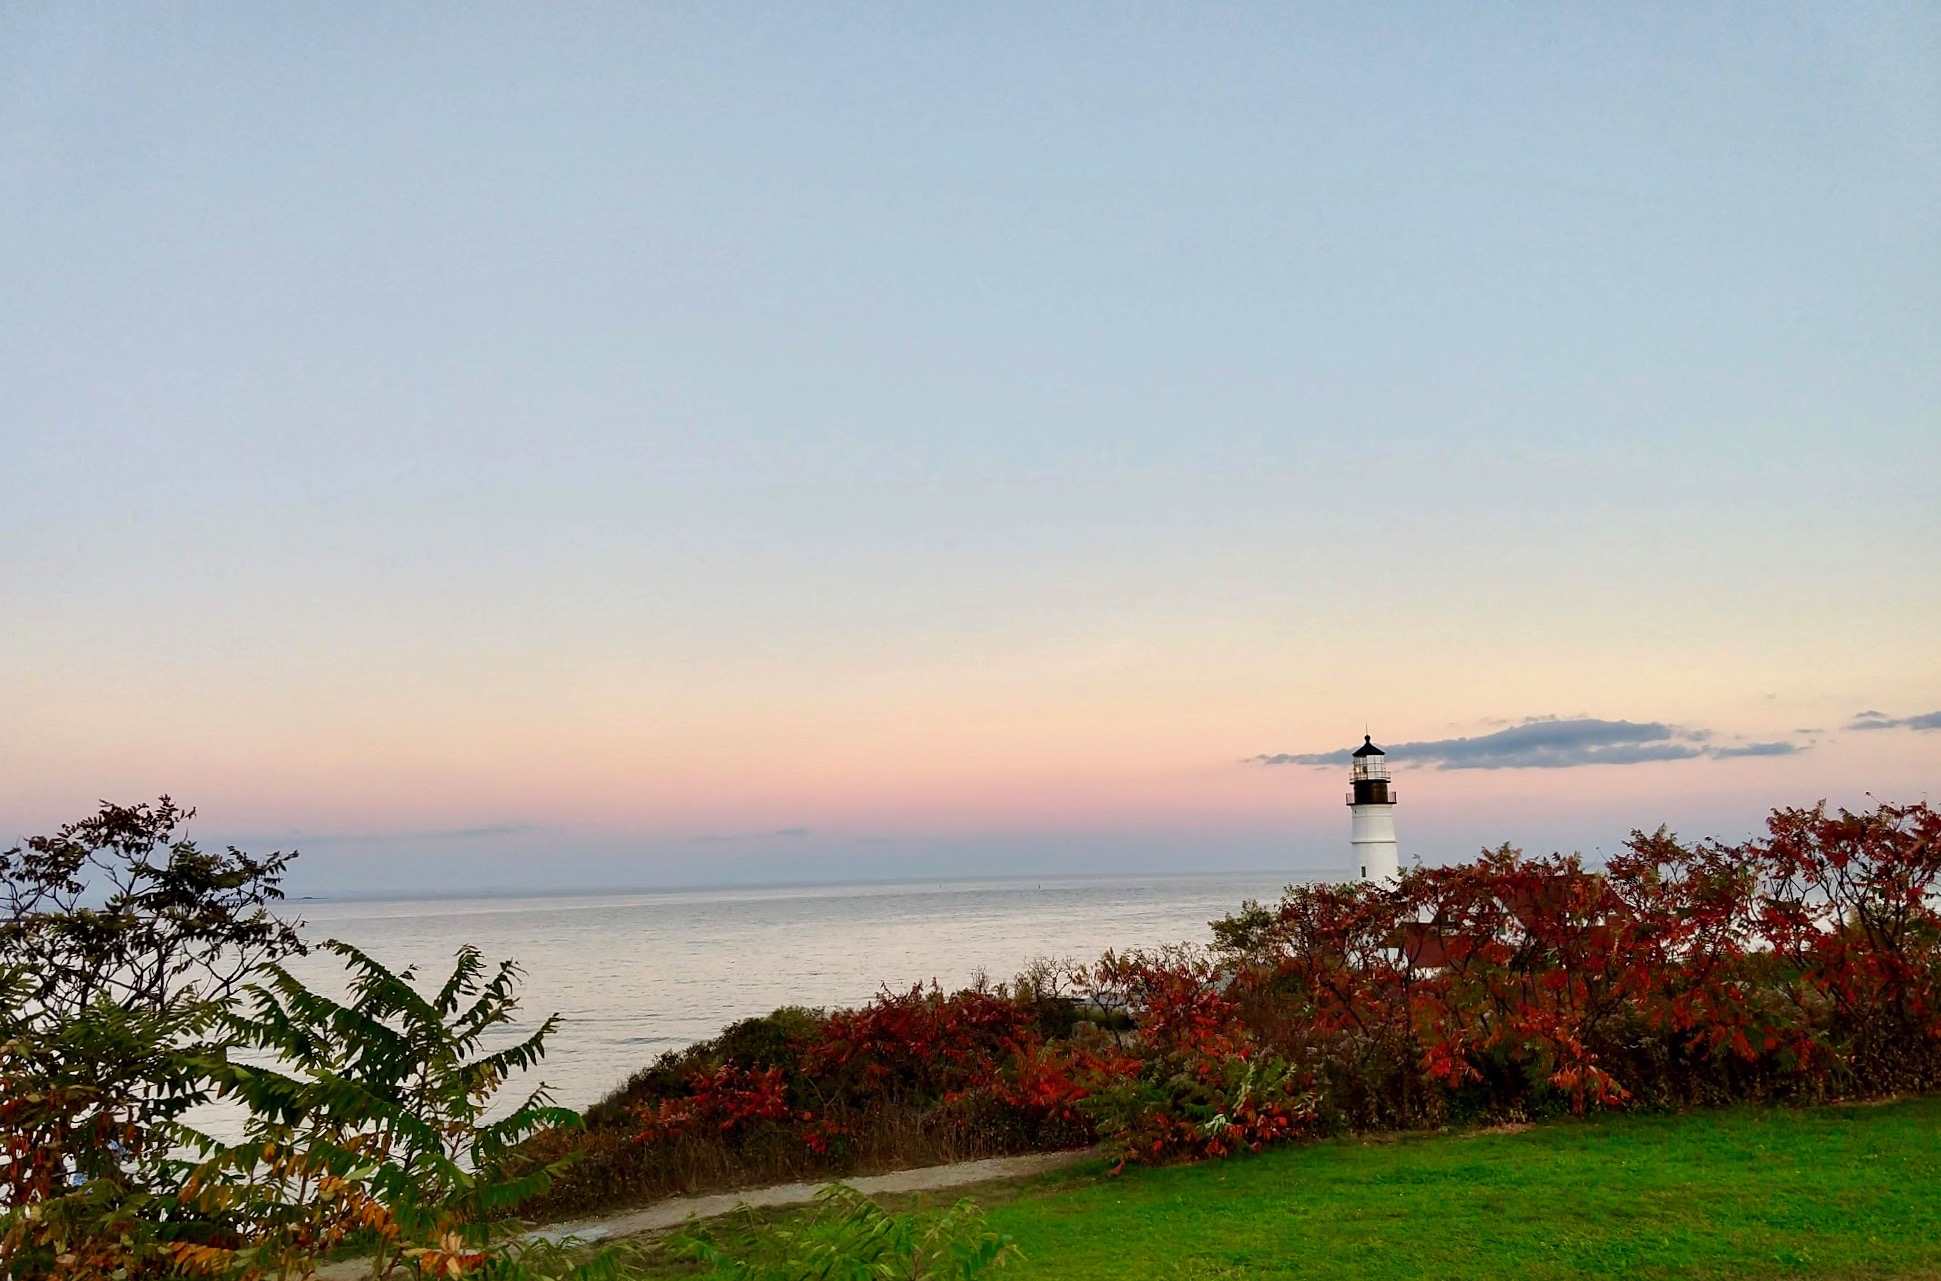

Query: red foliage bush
left=634, top=1063, right=795, bottom=1145
left=1065, top=949, right=1318, bottom=1165
left=798, top=984, right=1045, bottom=1110
left=1229, top=799, right=1941, bottom=1128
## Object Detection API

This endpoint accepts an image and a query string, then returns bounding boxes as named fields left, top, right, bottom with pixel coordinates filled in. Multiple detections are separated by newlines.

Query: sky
left=2, top=4, right=1936, bottom=896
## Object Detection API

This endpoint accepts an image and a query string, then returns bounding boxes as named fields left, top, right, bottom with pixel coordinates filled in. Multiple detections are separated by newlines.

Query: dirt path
left=532, top=1147, right=1096, bottom=1244
left=317, top=1148, right=1094, bottom=1275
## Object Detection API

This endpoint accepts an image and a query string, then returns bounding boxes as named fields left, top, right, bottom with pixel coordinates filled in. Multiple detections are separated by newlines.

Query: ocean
left=273, top=872, right=1305, bottom=1111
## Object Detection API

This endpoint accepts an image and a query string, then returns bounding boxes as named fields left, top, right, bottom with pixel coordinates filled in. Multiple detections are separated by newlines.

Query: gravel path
left=318, top=1147, right=1094, bottom=1275
left=534, top=1147, right=1096, bottom=1243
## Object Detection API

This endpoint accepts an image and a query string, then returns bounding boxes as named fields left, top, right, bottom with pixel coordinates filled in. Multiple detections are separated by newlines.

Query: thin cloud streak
left=1253, top=717, right=1810, bottom=771
left=1850, top=710, right=1941, bottom=732
left=689, top=826, right=813, bottom=844
left=1712, top=741, right=1805, bottom=759
left=225, top=823, right=537, bottom=847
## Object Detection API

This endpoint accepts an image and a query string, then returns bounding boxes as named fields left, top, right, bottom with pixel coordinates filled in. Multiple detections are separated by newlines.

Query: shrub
left=2, top=807, right=602, bottom=1279
left=1214, top=798, right=1941, bottom=1130
left=0, top=799, right=304, bottom=1280
left=528, top=982, right=1098, bottom=1218
left=183, top=942, right=587, bottom=1278
left=669, top=1184, right=1019, bottom=1280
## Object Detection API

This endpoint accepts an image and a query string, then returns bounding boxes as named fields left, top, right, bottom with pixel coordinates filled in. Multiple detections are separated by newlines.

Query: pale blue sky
left=2, top=5, right=1936, bottom=893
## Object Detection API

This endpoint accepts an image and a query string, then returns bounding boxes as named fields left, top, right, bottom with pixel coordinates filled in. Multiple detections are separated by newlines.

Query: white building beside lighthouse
left=1348, top=735, right=1399, bottom=882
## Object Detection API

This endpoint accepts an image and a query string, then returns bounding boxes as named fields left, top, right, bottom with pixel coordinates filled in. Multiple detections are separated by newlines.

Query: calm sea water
left=273, top=873, right=1301, bottom=1111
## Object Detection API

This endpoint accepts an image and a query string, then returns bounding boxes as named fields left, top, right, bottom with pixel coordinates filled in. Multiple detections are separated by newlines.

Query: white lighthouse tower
left=1348, top=735, right=1399, bottom=882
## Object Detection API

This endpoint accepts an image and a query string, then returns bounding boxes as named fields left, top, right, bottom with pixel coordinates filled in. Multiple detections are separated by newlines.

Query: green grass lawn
left=975, top=1099, right=1941, bottom=1280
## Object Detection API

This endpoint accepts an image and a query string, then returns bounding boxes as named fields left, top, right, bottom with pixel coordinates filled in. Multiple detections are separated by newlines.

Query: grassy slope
left=979, top=1099, right=1941, bottom=1280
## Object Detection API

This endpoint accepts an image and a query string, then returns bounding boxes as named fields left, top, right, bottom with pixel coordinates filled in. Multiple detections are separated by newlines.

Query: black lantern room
left=1348, top=735, right=1394, bottom=806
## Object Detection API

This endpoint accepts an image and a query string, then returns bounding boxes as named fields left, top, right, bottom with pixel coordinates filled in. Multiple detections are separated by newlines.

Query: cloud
left=689, top=826, right=812, bottom=844
left=1252, top=717, right=1810, bottom=771
left=423, top=823, right=534, bottom=840
left=1848, top=710, right=1941, bottom=732
left=263, top=822, right=536, bottom=846
left=1712, top=741, right=1803, bottom=759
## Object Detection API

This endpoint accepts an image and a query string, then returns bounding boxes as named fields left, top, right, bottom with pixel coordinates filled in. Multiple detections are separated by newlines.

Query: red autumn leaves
left=628, top=800, right=1941, bottom=1171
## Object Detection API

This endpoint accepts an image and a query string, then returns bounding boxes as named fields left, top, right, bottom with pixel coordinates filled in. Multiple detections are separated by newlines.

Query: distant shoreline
left=285, top=866, right=1336, bottom=906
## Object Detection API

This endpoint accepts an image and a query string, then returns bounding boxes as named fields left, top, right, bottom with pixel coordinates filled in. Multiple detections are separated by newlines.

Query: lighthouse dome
left=1351, top=735, right=1385, bottom=757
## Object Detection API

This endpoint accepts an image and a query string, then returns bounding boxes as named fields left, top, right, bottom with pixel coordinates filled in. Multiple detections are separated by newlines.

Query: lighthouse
left=1348, top=735, right=1399, bottom=882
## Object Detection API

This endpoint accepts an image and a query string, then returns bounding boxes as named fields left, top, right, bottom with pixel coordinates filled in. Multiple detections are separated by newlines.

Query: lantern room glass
left=1351, top=754, right=1389, bottom=782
